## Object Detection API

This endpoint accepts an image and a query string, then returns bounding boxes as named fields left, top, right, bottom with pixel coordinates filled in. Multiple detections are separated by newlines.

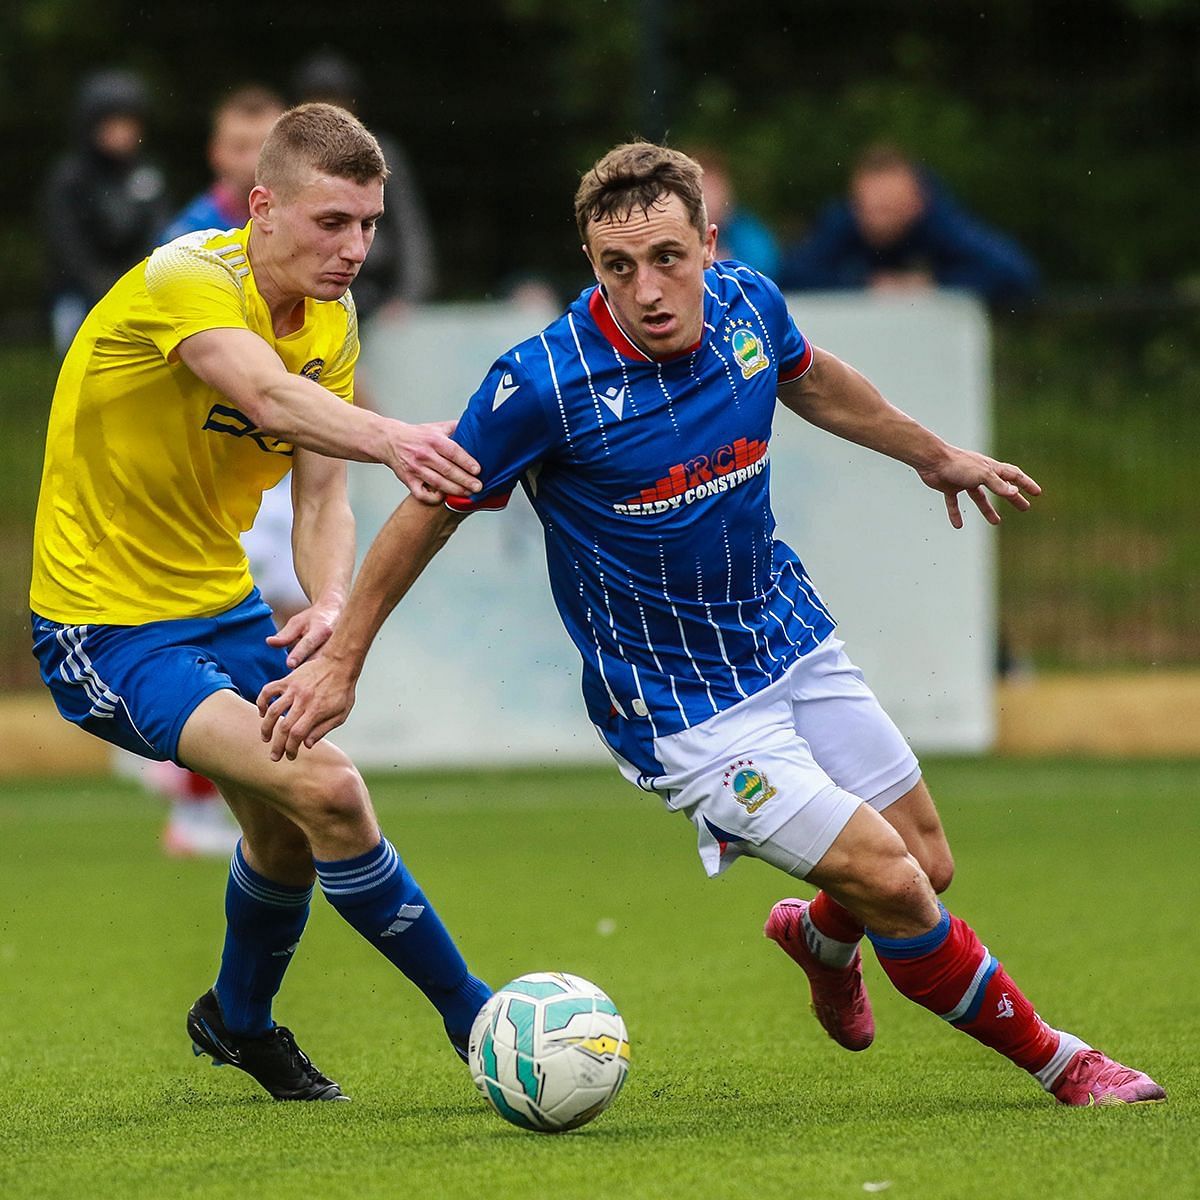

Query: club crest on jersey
left=299, top=358, right=325, bottom=382
left=723, top=759, right=777, bottom=814
left=723, top=317, right=770, bottom=379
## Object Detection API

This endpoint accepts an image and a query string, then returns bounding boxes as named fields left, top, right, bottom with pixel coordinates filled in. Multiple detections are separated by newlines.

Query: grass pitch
left=0, top=757, right=1195, bottom=1200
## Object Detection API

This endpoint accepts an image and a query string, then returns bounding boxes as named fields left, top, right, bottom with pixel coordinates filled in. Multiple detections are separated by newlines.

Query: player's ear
left=248, top=185, right=274, bottom=228
left=582, top=243, right=601, bottom=283
left=702, top=222, right=718, bottom=269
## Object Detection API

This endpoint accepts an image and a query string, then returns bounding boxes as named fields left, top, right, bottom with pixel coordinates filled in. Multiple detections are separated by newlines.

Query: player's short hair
left=256, top=102, right=387, bottom=198
left=575, top=142, right=707, bottom=244
left=212, top=84, right=285, bottom=131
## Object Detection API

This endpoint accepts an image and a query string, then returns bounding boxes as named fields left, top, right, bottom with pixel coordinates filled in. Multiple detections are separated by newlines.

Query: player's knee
left=294, top=759, right=370, bottom=838
left=850, top=844, right=939, bottom=934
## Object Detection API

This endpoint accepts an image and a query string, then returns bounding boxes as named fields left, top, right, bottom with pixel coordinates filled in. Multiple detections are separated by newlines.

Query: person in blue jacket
left=779, top=145, right=1038, bottom=306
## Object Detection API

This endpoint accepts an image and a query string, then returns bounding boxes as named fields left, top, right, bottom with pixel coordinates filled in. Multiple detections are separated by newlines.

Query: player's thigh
left=178, top=689, right=375, bottom=834
left=789, top=637, right=921, bottom=817
left=880, top=778, right=954, bottom=893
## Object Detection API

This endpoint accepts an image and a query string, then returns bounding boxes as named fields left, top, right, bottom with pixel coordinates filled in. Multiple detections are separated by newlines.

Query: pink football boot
left=1051, top=1049, right=1166, bottom=1106
left=765, top=898, right=875, bottom=1051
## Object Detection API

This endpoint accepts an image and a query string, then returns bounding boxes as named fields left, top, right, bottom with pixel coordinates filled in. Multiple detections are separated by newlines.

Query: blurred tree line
left=1, top=0, right=1196, bottom=312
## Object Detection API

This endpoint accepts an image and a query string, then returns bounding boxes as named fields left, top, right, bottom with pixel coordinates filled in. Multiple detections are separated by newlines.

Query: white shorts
left=608, top=635, right=920, bottom=878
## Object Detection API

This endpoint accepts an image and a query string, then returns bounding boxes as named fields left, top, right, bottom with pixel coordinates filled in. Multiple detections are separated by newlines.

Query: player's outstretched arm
left=177, top=328, right=481, bottom=501
left=778, top=346, right=1040, bottom=527
left=257, top=495, right=465, bottom=760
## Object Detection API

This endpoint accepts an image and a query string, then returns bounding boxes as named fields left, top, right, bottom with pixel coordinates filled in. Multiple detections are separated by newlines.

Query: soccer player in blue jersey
left=262, top=143, right=1164, bottom=1107
left=32, top=103, right=490, bottom=1101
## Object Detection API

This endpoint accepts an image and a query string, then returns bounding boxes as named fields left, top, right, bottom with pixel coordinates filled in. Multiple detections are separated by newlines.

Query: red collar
left=587, top=288, right=703, bottom=363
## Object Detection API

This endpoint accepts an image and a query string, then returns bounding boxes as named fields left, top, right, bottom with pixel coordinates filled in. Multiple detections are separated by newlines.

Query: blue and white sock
left=315, top=837, right=491, bottom=1039
left=214, top=841, right=312, bottom=1036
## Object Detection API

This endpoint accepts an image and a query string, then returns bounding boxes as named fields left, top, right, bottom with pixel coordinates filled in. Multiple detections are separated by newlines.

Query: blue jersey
left=450, top=263, right=836, bottom=775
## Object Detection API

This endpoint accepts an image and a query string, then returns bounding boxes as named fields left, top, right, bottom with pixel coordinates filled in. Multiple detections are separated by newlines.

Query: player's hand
left=916, top=447, right=1041, bottom=529
left=265, top=599, right=342, bottom=669
left=387, top=419, right=482, bottom=505
left=257, top=657, right=357, bottom=761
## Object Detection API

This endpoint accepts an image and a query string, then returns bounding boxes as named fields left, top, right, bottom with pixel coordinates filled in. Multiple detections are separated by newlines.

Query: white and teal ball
left=467, top=971, right=630, bottom=1133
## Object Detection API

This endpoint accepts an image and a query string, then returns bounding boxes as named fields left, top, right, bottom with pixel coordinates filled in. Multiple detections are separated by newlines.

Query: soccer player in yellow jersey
left=30, top=103, right=491, bottom=1101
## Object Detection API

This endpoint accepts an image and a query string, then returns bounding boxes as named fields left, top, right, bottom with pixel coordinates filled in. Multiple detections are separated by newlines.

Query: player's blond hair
left=574, top=142, right=707, bottom=244
left=256, top=102, right=387, bottom=198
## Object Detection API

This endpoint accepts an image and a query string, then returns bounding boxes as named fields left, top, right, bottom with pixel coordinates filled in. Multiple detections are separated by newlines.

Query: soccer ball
left=467, top=971, right=630, bottom=1133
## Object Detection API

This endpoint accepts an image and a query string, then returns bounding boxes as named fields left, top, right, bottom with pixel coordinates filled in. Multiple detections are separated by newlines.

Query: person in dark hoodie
left=43, top=69, right=171, bottom=355
left=779, top=144, right=1039, bottom=307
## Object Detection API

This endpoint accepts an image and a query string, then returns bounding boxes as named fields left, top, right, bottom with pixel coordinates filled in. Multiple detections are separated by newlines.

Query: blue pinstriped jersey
left=450, top=263, right=836, bottom=775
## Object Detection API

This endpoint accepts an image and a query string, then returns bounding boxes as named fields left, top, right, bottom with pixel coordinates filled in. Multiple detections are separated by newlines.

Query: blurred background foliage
left=0, top=0, right=1195, bottom=685
left=1, top=0, right=1197, bottom=302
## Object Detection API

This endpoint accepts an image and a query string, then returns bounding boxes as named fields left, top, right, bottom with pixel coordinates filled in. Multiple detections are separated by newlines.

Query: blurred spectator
left=779, top=144, right=1039, bottom=305
left=43, top=69, right=171, bottom=355
left=688, top=146, right=781, bottom=277
left=291, top=49, right=436, bottom=316
left=160, top=85, right=285, bottom=243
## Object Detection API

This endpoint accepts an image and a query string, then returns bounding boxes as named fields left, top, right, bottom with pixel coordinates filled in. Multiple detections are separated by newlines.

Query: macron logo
left=492, top=373, right=519, bottom=410
left=600, top=385, right=626, bottom=420
left=381, top=904, right=426, bottom=937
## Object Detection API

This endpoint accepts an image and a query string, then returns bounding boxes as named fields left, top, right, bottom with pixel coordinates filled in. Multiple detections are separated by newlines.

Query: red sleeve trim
left=444, top=490, right=513, bottom=514
left=778, top=340, right=814, bottom=383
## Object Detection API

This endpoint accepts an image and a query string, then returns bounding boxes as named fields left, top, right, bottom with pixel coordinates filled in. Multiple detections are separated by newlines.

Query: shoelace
left=267, top=1026, right=322, bottom=1082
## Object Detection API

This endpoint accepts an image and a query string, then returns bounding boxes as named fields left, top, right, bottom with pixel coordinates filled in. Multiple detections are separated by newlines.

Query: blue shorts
left=31, top=588, right=288, bottom=763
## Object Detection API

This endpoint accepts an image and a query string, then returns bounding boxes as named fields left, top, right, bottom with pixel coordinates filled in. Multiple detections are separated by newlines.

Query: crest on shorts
left=724, top=319, right=770, bottom=380
left=723, top=758, right=777, bottom=814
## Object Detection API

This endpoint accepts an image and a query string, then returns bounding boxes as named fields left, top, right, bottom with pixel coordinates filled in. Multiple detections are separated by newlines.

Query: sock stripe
left=315, top=840, right=399, bottom=896
left=939, top=950, right=998, bottom=1024
left=867, top=904, right=951, bottom=960
left=230, top=846, right=313, bottom=909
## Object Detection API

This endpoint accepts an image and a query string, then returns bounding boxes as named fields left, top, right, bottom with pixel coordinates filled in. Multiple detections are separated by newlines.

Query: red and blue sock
left=867, top=903, right=1076, bottom=1081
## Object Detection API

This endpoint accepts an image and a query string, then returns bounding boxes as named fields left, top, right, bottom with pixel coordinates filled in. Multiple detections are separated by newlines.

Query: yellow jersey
left=30, top=223, right=358, bottom=624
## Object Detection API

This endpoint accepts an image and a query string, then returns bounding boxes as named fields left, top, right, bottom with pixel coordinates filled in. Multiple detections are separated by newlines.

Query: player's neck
left=247, top=226, right=307, bottom=336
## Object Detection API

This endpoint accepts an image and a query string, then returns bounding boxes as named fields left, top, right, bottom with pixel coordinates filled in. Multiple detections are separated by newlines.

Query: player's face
left=251, top=170, right=384, bottom=302
left=584, top=192, right=716, bottom=359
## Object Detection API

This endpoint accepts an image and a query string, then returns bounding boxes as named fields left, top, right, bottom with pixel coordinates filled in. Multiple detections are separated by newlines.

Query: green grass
left=0, top=759, right=1195, bottom=1199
